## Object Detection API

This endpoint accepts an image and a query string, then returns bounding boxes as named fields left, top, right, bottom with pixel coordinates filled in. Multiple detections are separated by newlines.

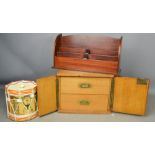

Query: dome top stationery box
left=53, top=34, right=122, bottom=75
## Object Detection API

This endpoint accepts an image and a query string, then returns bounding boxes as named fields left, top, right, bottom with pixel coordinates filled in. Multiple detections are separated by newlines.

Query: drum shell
left=5, top=81, right=38, bottom=121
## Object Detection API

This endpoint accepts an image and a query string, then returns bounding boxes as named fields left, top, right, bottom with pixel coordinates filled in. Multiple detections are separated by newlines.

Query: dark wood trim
left=53, top=34, right=122, bottom=75
left=53, top=33, right=62, bottom=67
left=54, top=56, right=118, bottom=75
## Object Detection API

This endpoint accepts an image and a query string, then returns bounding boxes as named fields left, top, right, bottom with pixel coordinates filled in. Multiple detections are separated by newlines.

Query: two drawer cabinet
left=57, top=70, right=113, bottom=113
left=36, top=71, right=113, bottom=115
left=36, top=71, right=149, bottom=116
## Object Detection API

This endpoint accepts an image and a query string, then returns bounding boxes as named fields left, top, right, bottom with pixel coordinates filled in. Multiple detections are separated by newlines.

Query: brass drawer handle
left=79, top=83, right=91, bottom=88
left=79, top=100, right=90, bottom=105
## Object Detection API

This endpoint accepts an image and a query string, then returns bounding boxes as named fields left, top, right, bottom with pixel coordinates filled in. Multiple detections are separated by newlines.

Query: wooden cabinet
left=57, top=70, right=113, bottom=113
left=36, top=71, right=150, bottom=116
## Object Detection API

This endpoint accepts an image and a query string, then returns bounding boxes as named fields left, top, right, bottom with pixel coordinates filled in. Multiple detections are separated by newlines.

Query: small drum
left=5, top=80, right=38, bottom=121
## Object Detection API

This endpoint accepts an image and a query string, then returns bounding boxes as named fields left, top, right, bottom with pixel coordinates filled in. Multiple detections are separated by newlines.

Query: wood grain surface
left=112, top=77, right=150, bottom=115
left=54, top=56, right=118, bottom=74
left=58, top=74, right=112, bottom=113
left=53, top=34, right=122, bottom=75
left=59, top=77, right=112, bottom=95
left=57, top=69, right=114, bottom=78
left=37, top=76, right=57, bottom=116
left=59, top=94, right=110, bottom=114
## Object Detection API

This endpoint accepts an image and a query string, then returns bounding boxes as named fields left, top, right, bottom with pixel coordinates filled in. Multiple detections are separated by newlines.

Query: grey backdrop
left=0, top=33, right=155, bottom=94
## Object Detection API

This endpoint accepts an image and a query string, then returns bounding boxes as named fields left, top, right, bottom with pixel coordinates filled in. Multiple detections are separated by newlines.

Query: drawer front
left=60, top=77, right=112, bottom=94
left=59, top=94, right=110, bottom=113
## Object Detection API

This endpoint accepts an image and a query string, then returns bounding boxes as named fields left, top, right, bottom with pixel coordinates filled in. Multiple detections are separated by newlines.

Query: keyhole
left=83, top=49, right=90, bottom=59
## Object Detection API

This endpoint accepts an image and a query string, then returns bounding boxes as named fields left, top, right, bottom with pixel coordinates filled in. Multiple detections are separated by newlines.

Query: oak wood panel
left=59, top=94, right=110, bottom=113
left=59, top=77, right=112, bottom=95
left=37, top=76, right=57, bottom=116
left=112, top=77, right=150, bottom=115
left=57, top=70, right=114, bottom=78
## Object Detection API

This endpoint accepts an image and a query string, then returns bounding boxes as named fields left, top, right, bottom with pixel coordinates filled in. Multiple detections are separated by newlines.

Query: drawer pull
left=79, top=83, right=91, bottom=88
left=79, top=100, right=90, bottom=105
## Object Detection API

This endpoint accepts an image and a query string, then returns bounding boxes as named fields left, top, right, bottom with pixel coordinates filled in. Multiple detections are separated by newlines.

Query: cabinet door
left=112, top=77, right=149, bottom=115
left=37, top=76, right=57, bottom=116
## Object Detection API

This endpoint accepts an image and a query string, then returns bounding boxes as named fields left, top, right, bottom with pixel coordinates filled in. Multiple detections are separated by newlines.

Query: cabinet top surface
left=57, top=70, right=114, bottom=78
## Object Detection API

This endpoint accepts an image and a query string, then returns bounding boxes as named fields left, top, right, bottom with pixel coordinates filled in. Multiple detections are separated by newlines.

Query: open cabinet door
left=112, top=77, right=150, bottom=115
left=37, top=76, right=57, bottom=116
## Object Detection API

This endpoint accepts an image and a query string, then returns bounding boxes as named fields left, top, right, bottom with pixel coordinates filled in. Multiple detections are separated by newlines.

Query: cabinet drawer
left=59, top=94, right=110, bottom=113
left=59, top=77, right=112, bottom=94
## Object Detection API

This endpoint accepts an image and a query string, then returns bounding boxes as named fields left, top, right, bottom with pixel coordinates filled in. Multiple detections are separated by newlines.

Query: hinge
left=56, top=78, right=59, bottom=108
left=109, top=78, right=115, bottom=109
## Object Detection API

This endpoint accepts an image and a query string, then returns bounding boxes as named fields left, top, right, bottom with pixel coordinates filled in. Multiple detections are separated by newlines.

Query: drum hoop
left=8, top=111, right=38, bottom=119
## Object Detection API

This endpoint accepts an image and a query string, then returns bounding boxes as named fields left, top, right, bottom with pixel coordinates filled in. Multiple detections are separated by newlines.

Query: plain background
left=1, top=1, right=155, bottom=155
left=0, top=33, right=155, bottom=94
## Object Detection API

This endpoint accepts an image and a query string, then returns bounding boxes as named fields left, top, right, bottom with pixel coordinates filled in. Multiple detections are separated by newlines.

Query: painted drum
left=5, top=80, right=38, bottom=121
